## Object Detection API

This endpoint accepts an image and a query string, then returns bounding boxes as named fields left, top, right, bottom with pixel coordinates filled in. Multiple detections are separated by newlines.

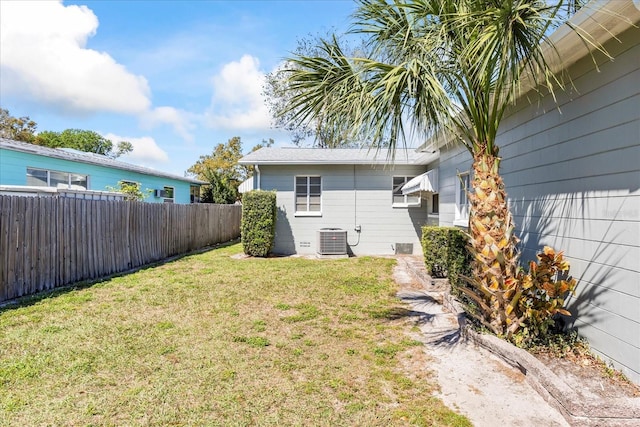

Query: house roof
left=0, top=138, right=204, bottom=185
left=543, top=0, right=640, bottom=76
left=238, top=147, right=439, bottom=166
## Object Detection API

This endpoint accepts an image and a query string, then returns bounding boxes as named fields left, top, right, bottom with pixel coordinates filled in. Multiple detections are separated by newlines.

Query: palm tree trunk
left=467, top=150, right=521, bottom=336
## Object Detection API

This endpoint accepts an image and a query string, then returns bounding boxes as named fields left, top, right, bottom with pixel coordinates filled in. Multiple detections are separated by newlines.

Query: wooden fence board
left=30, top=197, right=35, bottom=292
left=0, top=197, right=10, bottom=300
left=56, top=197, right=63, bottom=287
left=0, top=196, right=241, bottom=302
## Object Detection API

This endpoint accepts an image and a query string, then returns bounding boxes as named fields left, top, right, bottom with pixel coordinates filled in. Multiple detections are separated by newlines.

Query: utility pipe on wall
left=350, top=165, right=361, bottom=246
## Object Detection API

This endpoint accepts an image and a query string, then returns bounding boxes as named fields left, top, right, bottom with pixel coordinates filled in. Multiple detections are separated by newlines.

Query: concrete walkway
left=393, top=257, right=570, bottom=427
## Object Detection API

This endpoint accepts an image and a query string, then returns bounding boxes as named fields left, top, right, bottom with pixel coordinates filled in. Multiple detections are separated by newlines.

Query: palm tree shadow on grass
left=382, top=305, right=436, bottom=326
left=385, top=292, right=465, bottom=347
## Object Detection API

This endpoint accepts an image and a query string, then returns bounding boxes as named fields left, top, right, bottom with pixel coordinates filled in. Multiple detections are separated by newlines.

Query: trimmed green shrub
left=421, top=226, right=472, bottom=289
left=422, top=227, right=448, bottom=278
left=446, top=228, right=472, bottom=289
left=241, top=190, right=277, bottom=257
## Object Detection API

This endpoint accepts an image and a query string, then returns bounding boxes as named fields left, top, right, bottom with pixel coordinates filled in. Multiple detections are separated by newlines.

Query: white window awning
left=238, top=176, right=254, bottom=194
left=402, top=169, right=438, bottom=195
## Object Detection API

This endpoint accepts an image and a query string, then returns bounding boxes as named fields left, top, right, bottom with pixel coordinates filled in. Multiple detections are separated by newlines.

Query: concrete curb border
left=441, top=289, right=640, bottom=427
left=399, top=257, right=640, bottom=427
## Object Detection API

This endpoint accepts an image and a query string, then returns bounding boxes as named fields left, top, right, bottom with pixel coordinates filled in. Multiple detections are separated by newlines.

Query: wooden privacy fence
left=0, top=196, right=241, bottom=303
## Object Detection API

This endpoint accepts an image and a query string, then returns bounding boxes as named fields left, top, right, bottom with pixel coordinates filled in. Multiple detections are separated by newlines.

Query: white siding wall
left=259, top=164, right=433, bottom=256
left=438, top=28, right=640, bottom=382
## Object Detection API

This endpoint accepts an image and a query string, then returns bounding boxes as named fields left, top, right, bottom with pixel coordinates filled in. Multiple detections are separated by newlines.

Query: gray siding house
left=435, top=2, right=640, bottom=383
left=241, top=1, right=639, bottom=384
left=238, top=148, right=439, bottom=256
left=241, top=0, right=640, bottom=383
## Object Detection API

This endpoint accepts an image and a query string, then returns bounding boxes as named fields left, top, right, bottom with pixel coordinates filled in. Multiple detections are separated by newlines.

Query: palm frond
left=281, top=0, right=600, bottom=154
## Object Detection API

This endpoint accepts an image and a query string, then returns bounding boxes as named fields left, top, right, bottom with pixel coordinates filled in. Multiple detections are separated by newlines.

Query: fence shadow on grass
left=0, top=238, right=240, bottom=314
left=0, top=196, right=241, bottom=303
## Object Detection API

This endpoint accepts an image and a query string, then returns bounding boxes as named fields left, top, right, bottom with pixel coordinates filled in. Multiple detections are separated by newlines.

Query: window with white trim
left=295, top=176, right=321, bottom=215
left=431, top=193, right=439, bottom=214
left=392, top=176, right=421, bottom=207
left=454, top=172, right=470, bottom=226
left=190, top=185, right=200, bottom=203
left=26, top=167, right=88, bottom=189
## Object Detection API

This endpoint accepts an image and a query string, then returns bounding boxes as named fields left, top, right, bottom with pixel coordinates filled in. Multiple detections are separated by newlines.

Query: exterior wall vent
left=395, top=243, right=414, bottom=255
left=317, top=228, right=348, bottom=255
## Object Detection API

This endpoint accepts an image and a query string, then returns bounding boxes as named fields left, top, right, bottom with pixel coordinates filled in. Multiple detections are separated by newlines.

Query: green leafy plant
left=106, top=180, right=151, bottom=201
left=525, top=330, right=588, bottom=357
left=513, top=247, right=578, bottom=346
left=241, top=190, right=277, bottom=257
left=461, top=246, right=577, bottom=345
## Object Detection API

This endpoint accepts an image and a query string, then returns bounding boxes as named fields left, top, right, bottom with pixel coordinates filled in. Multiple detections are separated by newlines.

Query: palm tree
left=283, top=0, right=596, bottom=337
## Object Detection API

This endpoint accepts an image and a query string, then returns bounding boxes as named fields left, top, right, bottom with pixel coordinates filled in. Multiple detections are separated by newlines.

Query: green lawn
left=0, top=243, right=470, bottom=426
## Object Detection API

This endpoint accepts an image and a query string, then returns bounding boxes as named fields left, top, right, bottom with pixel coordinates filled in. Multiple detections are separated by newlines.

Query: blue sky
left=0, top=0, right=357, bottom=175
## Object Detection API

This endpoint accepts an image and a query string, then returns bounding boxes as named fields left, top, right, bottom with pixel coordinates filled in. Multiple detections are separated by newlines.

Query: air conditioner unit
left=317, top=228, right=348, bottom=255
left=154, top=189, right=168, bottom=198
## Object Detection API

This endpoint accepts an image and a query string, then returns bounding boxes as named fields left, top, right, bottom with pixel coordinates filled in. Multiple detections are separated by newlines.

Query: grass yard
left=0, top=243, right=470, bottom=426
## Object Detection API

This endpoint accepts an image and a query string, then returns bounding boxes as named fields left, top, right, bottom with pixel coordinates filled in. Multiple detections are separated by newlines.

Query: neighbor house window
left=190, top=185, right=200, bottom=203
left=454, top=172, right=470, bottom=226
left=163, top=186, right=175, bottom=203
left=26, top=168, right=88, bottom=189
left=392, top=176, right=421, bottom=207
left=295, top=176, right=321, bottom=215
left=431, top=193, right=439, bottom=214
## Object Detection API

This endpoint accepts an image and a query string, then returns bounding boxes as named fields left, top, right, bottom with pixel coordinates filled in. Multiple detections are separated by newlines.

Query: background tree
left=199, top=171, right=239, bottom=204
left=1, top=108, right=132, bottom=158
left=34, top=129, right=132, bottom=158
left=284, top=0, right=598, bottom=339
left=188, top=137, right=275, bottom=204
left=263, top=33, right=366, bottom=148
left=0, top=108, right=37, bottom=142
left=106, top=181, right=151, bottom=201
left=243, top=137, right=274, bottom=177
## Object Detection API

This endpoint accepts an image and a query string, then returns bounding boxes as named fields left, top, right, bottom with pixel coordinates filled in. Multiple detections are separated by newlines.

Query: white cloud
left=104, top=133, right=169, bottom=166
left=141, top=107, right=194, bottom=142
left=0, top=1, right=151, bottom=114
left=205, top=55, right=271, bottom=130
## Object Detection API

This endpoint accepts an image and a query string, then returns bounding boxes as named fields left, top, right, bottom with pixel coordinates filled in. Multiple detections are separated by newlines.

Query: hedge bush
left=421, top=226, right=472, bottom=289
left=241, top=190, right=277, bottom=257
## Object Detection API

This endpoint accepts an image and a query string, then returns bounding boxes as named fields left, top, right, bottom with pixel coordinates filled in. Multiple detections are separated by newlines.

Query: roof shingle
left=238, top=147, right=437, bottom=165
left=0, top=138, right=203, bottom=184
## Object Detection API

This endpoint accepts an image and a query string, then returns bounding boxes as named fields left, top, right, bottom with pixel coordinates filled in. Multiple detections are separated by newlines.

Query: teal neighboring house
left=0, top=138, right=203, bottom=204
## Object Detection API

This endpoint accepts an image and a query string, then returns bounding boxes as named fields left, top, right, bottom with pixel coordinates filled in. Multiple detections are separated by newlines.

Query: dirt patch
left=533, top=351, right=640, bottom=400
left=490, top=358, right=526, bottom=383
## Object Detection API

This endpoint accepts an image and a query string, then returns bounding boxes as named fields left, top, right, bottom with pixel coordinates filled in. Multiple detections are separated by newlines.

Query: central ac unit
left=317, top=228, right=348, bottom=255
